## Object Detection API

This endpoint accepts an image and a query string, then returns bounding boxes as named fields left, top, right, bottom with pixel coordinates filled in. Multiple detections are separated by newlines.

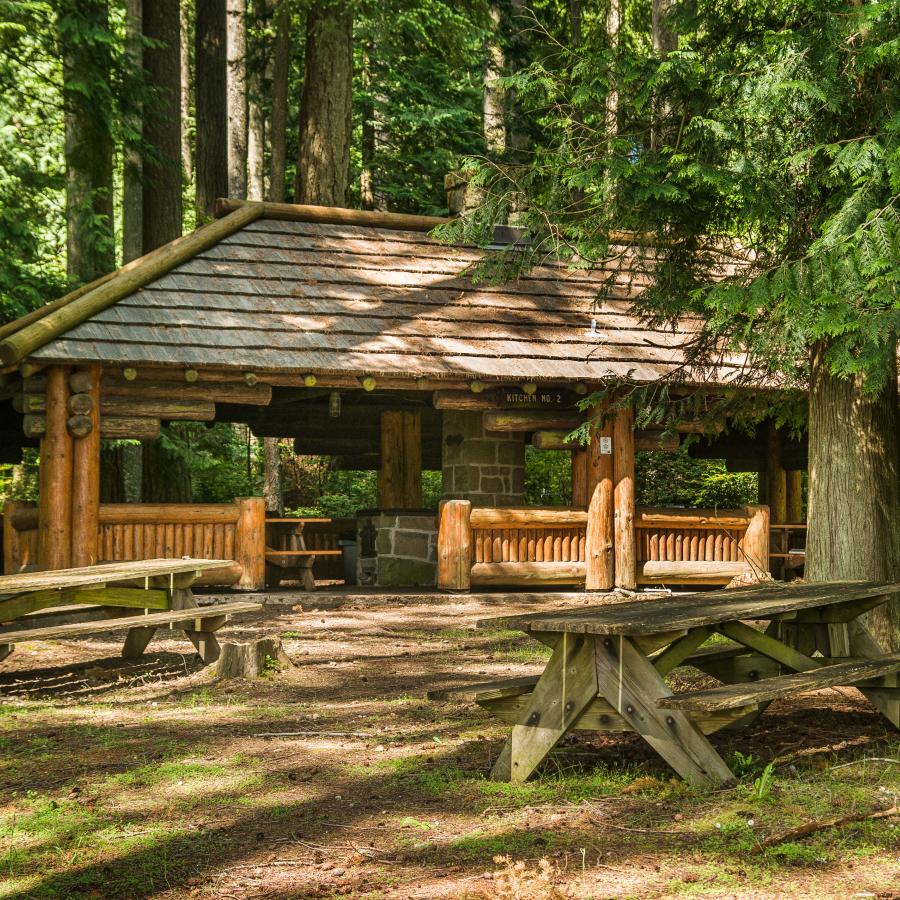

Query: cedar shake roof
left=4, top=202, right=748, bottom=384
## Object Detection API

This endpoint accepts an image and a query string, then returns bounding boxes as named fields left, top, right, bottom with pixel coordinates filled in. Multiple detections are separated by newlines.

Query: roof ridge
left=0, top=203, right=265, bottom=369
left=214, top=198, right=452, bottom=232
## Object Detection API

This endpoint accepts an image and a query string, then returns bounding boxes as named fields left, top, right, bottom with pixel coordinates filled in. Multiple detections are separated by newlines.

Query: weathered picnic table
left=429, top=581, right=900, bottom=788
left=0, top=558, right=262, bottom=665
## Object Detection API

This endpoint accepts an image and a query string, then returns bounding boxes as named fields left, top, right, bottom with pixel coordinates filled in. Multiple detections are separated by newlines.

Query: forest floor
left=0, top=589, right=898, bottom=899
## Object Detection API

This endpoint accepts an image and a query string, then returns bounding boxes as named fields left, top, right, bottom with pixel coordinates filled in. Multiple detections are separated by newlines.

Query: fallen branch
left=751, top=805, right=898, bottom=854
left=827, top=757, right=900, bottom=771
left=253, top=730, right=372, bottom=738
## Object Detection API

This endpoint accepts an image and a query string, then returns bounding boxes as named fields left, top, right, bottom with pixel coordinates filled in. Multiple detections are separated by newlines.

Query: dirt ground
left=0, top=589, right=898, bottom=899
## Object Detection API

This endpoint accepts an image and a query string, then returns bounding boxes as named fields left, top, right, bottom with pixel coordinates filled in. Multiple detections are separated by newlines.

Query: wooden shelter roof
left=0, top=201, right=748, bottom=385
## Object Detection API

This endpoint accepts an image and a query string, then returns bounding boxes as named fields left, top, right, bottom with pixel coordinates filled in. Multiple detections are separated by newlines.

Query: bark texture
left=294, top=4, right=353, bottom=206
left=483, top=5, right=506, bottom=154
left=180, top=1, right=193, bottom=183
left=195, top=0, right=228, bottom=218
left=267, top=1, right=290, bottom=202
left=60, top=0, right=115, bottom=284
left=651, top=0, right=677, bottom=151
left=246, top=0, right=268, bottom=201
left=122, top=0, right=143, bottom=263
left=226, top=0, right=248, bottom=198
left=142, top=437, right=192, bottom=502
left=806, top=343, right=900, bottom=649
left=215, top=636, right=293, bottom=679
left=142, top=0, right=183, bottom=252
left=263, top=437, right=282, bottom=513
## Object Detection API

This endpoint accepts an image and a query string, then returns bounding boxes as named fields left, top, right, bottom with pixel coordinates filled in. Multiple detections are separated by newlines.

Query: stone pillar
left=441, top=410, right=525, bottom=507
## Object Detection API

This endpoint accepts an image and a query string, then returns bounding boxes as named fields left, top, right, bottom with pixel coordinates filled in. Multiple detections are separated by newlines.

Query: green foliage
left=524, top=447, right=571, bottom=505
left=442, top=0, right=900, bottom=414
left=637, top=450, right=757, bottom=509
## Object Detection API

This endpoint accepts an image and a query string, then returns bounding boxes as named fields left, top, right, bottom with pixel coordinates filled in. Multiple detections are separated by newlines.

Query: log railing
left=437, top=501, right=770, bottom=590
left=3, top=498, right=266, bottom=589
left=635, top=506, right=769, bottom=585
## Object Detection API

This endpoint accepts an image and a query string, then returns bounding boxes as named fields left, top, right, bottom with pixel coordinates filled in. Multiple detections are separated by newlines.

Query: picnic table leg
left=185, top=629, right=221, bottom=664
left=122, top=626, right=157, bottom=660
left=491, top=631, right=598, bottom=783
left=0, top=643, right=12, bottom=663
left=594, top=635, right=735, bottom=789
left=848, top=621, right=899, bottom=728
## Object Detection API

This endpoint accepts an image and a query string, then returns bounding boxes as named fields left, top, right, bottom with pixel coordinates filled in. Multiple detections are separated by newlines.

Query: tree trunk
left=142, top=0, right=183, bottom=252
left=180, top=1, right=193, bottom=184
left=806, top=342, right=900, bottom=649
left=267, top=0, right=290, bottom=203
left=360, top=45, right=388, bottom=212
left=605, top=0, right=621, bottom=142
left=59, top=0, right=115, bottom=284
left=123, top=0, right=143, bottom=264
left=246, top=0, right=267, bottom=201
left=263, top=437, right=282, bottom=514
left=651, top=0, right=676, bottom=151
left=483, top=5, right=506, bottom=155
left=195, top=0, right=228, bottom=218
left=142, top=436, right=192, bottom=502
left=226, top=0, right=248, bottom=199
left=100, top=443, right=143, bottom=503
left=294, top=4, right=353, bottom=206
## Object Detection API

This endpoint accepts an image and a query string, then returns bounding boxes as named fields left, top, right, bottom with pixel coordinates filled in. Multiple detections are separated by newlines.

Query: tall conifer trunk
left=59, top=0, right=115, bottom=283
left=226, top=0, right=248, bottom=198
left=195, top=0, right=228, bottom=218
left=268, top=1, right=290, bottom=203
left=294, top=4, right=353, bottom=206
left=483, top=5, right=506, bottom=155
left=122, top=0, right=143, bottom=264
left=805, top=343, right=900, bottom=648
left=142, top=0, right=183, bottom=252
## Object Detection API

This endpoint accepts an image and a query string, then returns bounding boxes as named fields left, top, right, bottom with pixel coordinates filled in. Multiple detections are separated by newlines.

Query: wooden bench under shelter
left=265, top=517, right=343, bottom=590
left=0, top=558, right=262, bottom=664
left=428, top=580, right=900, bottom=788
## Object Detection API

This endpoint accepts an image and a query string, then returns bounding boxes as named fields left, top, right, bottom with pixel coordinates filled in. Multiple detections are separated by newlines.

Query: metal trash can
left=338, top=539, right=358, bottom=586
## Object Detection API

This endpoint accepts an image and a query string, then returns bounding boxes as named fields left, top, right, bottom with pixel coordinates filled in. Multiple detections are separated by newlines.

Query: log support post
left=437, top=499, right=472, bottom=591
left=70, top=365, right=101, bottom=567
left=38, top=365, right=73, bottom=570
left=379, top=410, right=422, bottom=508
left=585, top=401, right=615, bottom=591
left=766, top=423, right=787, bottom=524
left=613, top=406, right=636, bottom=589
left=741, top=504, right=770, bottom=577
left=571, top=447, right=588, bottom=507
left=786, top=470, right=804, bottom=524
left=234, top=496, right=266, bottom=590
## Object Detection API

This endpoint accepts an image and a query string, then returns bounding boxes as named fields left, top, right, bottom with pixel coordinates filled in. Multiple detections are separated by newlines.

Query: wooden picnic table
left=265, top=517, right=343, bottom=591
left=0, top=558, right=262, bottom=665
left=430, top=580, right=900, bottom=788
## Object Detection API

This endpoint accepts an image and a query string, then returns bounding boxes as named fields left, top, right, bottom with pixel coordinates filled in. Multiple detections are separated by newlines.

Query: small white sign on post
left=600, top=436, right=613, bottom=455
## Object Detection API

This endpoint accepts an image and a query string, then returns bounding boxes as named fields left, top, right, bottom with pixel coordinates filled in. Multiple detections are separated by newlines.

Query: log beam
left=38, top=365, right=73, bottom=570
left=70, top=365, right=101, bottom=567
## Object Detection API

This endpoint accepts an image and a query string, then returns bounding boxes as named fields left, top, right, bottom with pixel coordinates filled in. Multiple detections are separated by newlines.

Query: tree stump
left=215, top=635, right=294, bottom=679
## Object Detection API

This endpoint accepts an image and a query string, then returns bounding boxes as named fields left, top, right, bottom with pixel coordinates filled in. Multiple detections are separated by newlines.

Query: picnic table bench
left=0, top=558, right=262, bottom=665
left=428, top=580, right=900, bottom=788
left=265, top=518, right=343, bottom=590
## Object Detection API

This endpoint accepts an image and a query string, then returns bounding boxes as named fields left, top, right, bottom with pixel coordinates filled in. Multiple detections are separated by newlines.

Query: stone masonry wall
left=357, top=512, right=437, bottom=587
left=441, top=409, right=525, bottom=506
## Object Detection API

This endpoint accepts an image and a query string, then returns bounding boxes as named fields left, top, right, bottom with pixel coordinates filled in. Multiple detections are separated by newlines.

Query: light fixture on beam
left=329, top=391, right=341, bottom=418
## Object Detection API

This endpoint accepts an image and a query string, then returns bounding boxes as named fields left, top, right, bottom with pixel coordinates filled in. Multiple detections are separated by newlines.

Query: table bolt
left=625, top=704, right=635, bottom=715
left=666, top=716, right=675, bottom=727
left=527, top=711, right=541, bottom=725
left=564, top=700, right=574, bottom=715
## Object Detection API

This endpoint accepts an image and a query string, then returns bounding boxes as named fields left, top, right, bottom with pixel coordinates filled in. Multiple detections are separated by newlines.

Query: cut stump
left=215, top=635, right=294, bottom=679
